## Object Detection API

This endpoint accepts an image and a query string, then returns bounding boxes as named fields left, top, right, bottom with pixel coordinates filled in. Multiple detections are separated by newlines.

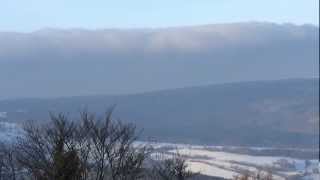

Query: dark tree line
left=0, top=109, right=197, bottom=180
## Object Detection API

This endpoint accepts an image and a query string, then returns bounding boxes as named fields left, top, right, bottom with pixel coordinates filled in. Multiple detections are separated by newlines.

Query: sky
left=1, top=0, right=319, bottom=32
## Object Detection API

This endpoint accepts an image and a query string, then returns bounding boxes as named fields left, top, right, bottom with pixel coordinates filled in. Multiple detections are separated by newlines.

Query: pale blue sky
left=1, top=0, right=319, bottom=32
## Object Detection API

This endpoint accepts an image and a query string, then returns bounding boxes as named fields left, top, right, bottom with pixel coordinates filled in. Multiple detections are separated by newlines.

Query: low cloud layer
left=0, top=22, right=318, bottom=61
left=0, top=22, right=318, bottom=99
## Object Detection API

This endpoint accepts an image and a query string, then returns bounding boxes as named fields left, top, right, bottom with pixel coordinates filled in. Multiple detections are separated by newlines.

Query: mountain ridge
left=0, top=78, right=318, bottom=148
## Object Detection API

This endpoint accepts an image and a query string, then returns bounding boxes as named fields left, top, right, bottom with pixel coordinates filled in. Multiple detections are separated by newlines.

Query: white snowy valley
left=149, top=142, right=319, bottom=180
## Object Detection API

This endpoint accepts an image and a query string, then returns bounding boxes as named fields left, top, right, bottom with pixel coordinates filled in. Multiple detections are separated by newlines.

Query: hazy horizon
left=1, top=21, right=318, bottom=34
left=1, top=0, right=318, bottom=32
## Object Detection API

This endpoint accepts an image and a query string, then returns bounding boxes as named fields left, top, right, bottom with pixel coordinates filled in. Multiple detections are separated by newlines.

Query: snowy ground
left=0, top=121, right=23, bottom=143
left=149, top=142, right=319, bottom=180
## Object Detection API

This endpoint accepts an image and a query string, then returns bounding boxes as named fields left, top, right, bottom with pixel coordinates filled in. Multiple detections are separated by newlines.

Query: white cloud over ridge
left=0, top=22, right=317, bottom=61
left=0, top=22, right=318, bottom=99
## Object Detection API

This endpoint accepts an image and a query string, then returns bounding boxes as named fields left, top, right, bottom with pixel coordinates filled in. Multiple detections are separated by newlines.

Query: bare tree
left=15, top=114, right=87, bottom=180
left=150, top=152, right=197, bottom=180
left=0, top=142, right=18, bottom=180
left=2, top=109, right=199, bottom=180
left=81, top=109, right=150, bottom=180
left=233, top=168, right=274, bottom=180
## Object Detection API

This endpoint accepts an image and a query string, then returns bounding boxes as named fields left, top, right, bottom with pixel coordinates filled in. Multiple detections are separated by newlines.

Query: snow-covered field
left=0, top=121, right=23, bottom=142
left=150, top=142, right=319, bottom=180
